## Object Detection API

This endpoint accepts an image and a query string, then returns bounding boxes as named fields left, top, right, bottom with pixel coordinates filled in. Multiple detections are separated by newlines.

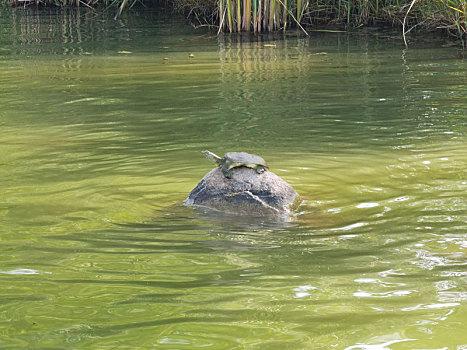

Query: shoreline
left=1, top=0, right=465, bottom=45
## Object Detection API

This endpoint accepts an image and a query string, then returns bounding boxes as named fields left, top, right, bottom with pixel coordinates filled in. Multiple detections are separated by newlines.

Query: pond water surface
left=0, top=8, right=466, bottom=349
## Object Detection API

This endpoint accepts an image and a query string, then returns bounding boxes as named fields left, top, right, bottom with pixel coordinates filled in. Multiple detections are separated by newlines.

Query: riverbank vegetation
left=2, top=0, right=466, bottom=44
left=173, top=0, right=465, bottom=43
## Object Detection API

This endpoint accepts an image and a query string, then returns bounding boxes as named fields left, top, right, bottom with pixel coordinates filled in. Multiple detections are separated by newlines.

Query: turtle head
left=202, top=150, right=222, bottom=165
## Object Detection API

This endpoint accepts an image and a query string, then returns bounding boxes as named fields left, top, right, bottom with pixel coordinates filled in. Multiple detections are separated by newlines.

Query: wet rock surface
left=185, top=167, right=299, bottom=215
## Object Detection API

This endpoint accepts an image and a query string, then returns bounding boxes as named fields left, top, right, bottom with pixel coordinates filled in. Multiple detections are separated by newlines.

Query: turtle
left=202, top=150, right=269, bottom=179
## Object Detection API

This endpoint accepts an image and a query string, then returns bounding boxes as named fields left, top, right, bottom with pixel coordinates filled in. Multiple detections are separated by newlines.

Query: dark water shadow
left=171, top=202, right=299, bottom=231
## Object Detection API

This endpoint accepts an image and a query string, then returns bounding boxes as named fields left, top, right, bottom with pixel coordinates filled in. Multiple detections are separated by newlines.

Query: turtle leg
left=256, top=166, right=265, bottom=174
left=221, top=166, right=233, bottom=179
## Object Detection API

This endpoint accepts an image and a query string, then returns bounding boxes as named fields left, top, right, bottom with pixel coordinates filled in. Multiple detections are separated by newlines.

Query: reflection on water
left=0, top=7, right=466, bottom=350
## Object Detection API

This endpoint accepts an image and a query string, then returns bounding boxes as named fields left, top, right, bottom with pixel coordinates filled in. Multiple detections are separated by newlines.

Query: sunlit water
left=0, top=7, right=466, bottom=349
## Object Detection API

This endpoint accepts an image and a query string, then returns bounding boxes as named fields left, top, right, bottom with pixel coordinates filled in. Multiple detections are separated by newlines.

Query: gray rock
left=185, top=167, right=299, bottom=215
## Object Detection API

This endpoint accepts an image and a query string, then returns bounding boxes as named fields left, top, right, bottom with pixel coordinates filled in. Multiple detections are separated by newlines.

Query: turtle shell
left=223, top=152, right=268, bottom=168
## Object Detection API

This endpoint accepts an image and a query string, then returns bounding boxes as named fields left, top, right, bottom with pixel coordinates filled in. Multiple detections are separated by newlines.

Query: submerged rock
left=185, top=167, right=299, bottom=215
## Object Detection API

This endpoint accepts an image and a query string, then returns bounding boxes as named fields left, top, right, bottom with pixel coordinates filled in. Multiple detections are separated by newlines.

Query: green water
left=1, top=7, right=466, bottom=349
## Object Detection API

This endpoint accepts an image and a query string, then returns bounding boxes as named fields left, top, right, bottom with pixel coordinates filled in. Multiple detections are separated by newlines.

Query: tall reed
left=214, top=0, right=465, bottom=42
left=217, top=0, right=308, bottom=32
